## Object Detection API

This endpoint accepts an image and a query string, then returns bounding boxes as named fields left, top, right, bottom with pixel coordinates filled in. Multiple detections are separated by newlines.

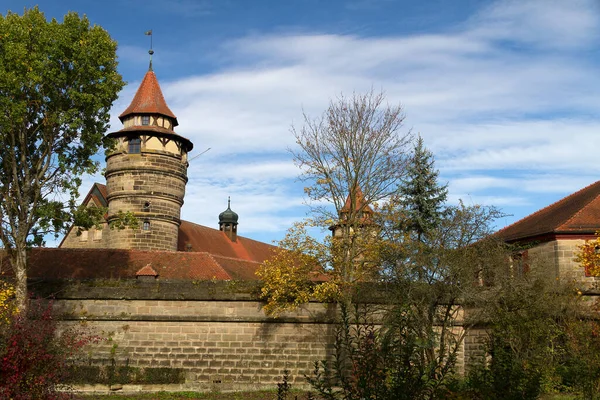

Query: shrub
left=559, top=319, right=600, bottom=399
left=0, top=300, right=98, bottom=400
left=307, top=303, right=460, bottom=400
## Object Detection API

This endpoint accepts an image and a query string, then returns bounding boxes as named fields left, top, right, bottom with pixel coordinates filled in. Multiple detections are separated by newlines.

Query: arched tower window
left=129, top=137, right=141, bottom=154
left=142, top=220, right=150, bottom=231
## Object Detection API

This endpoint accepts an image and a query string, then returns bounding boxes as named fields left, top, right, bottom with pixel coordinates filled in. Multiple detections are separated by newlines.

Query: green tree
left=467, top=270, right=576, bottom=400
left=0, top=7, right=124, bottom=312
left=397, top=134, right=448, bottom=242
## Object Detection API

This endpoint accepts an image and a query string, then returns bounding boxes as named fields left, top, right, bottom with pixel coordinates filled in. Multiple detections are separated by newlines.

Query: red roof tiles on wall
left=2, top=248, right=241, bottom=281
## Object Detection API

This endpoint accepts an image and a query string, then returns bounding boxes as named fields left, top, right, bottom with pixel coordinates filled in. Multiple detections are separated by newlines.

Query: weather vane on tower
left=145, top=29, right=153, bottom=71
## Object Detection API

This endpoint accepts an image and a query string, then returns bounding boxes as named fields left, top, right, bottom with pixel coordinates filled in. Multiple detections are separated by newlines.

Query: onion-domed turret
left=219, top=197, right=239, bottom=242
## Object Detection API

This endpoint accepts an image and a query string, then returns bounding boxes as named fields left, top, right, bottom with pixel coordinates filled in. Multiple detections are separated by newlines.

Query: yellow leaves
left=256, top=213, right=385, bottom=315
left=575, top=231, right=600, bottom=276
left=0, top=280, right=16, bottom=324
left=256, top=252, right=314, bottom=316
left=313, top=281, right=341, bottom=303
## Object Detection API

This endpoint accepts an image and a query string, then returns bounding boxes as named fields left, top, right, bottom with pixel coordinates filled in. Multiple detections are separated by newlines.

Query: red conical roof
left=341, top=187, right=373, bottom=213
left=118, top=70, right=178, bottom=126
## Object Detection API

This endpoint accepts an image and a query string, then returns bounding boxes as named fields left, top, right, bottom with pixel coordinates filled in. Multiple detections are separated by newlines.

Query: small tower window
left=141, top=115, right=150, bottom=126
left=142, top=220, right=150, bottom=231
left=129, top=137, right=141, bottom=154
left=143, top=201, right=151, bottom=212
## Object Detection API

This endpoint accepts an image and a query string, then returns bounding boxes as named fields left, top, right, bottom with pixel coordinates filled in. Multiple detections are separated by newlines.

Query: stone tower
left=105, top=66, right=193, bottom=251
left=329, top=187, right=374, bottom=238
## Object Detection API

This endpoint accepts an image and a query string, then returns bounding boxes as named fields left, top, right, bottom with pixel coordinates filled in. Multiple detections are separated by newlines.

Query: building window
left=142, top=115, right=150, bottom=126
left=142, top=220, right=150, bottom=231
left=128, top=137, right=141, bottom=154
left=510, top=251, right=529, bottom=277
left=94, top=229, right=102, bottom=241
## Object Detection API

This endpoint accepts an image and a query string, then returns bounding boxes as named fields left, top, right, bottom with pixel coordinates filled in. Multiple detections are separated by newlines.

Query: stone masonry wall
left=41, top=280, right=474, bottom=392
left=526, top=239, right=600, bottom=291
left=105, top=149, right=188, bottom=251
left=555, top=239, right=590, bottom=283
left=42, top=281, right=337, bottom=391
left=61, top=224, right=109, bottom=249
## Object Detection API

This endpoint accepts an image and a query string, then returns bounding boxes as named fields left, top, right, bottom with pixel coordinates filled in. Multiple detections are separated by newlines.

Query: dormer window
left=129, top=137, right=141, bottom=154
left=141, top=115, right=150, bottom=126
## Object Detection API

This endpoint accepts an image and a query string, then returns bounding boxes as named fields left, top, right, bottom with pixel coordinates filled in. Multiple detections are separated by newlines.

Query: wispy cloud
left=95, top=0, right=600, bottom=243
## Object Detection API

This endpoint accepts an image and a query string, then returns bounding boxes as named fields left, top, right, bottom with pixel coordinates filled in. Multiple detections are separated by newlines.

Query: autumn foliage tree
left=257, top=90, right=412, bottom=314
left=0, top=8, right=124, bottom=312
left=258, top=91, right=517, bottom=397
left=575, top=231, right=600, bottom=276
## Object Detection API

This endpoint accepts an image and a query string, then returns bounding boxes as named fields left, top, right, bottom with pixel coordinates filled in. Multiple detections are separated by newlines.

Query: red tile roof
left=59, top=186, right=277, bottom=269
left=96, top=183, right=108, bottom=204
left=118, top=70, right=178, bottom=125
left=1, top=248, right=256, bottom=281
left=136, top=264, right=158, bottom=277
left=178, top=220, right=277, bottom=263
left=341, top=187, right=374, bottom=213
left=53, top=188, right=278, bottom=280
left=494, top=180, right=600, bottom=242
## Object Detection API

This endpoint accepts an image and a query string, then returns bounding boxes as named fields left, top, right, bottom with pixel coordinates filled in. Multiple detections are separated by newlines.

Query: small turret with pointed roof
left=219, top=197, right=239, bottom=242
left=329, top=186, right=374, bottom=237
left=104, top=47, right=194, bottom=251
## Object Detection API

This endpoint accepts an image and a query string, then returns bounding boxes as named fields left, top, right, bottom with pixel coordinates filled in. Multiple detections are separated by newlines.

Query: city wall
left=31, top=279, right=477, bottom=393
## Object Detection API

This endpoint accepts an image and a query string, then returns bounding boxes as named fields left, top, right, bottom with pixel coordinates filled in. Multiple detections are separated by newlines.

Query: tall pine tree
left=398, top=135, right=448, bottom=241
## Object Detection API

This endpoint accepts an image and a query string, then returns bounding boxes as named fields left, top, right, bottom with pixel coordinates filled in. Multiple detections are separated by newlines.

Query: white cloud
left=468, top=0, right=600, bottom=49
left=85, top=0, right=600, bottom=246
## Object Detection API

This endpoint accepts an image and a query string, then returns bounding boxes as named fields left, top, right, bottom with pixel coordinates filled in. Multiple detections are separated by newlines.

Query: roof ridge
left=210, top=253, right=263, bottom=264
left=495, top=180, right=600, bottom=237
left=559, top=191, right=600, bottom=231
left=203, top=252, right=233, bottom=280
left=136, top=263, right=158, bottom=277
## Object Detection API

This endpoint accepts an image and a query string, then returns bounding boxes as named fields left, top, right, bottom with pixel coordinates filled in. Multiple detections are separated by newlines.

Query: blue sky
left=4, top=0, right=600, bottom=245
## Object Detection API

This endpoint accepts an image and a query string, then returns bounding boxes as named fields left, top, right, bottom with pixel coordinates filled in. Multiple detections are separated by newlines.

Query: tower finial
left=145, top=29, right=153, bottom=71
left=227, top=196, right=231, bottom=209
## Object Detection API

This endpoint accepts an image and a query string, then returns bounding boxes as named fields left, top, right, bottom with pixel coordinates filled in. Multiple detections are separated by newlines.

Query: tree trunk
left=13, top=247, right=28, bottom=315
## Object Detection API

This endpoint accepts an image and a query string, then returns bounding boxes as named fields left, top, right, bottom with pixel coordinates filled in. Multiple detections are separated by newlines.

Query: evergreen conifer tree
left=398, top=135, right=448, bottom=241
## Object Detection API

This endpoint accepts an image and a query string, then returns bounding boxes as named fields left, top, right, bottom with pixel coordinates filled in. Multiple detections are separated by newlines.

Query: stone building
left=493, top=180, right=600, bottom=288
left=59, top=64, right=275, bottom=263
left=6, top=63, right=600, bottom=392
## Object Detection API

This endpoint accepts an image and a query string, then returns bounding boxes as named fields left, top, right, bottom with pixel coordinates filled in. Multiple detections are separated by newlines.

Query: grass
left=78, top=390, right=309, bottom=400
